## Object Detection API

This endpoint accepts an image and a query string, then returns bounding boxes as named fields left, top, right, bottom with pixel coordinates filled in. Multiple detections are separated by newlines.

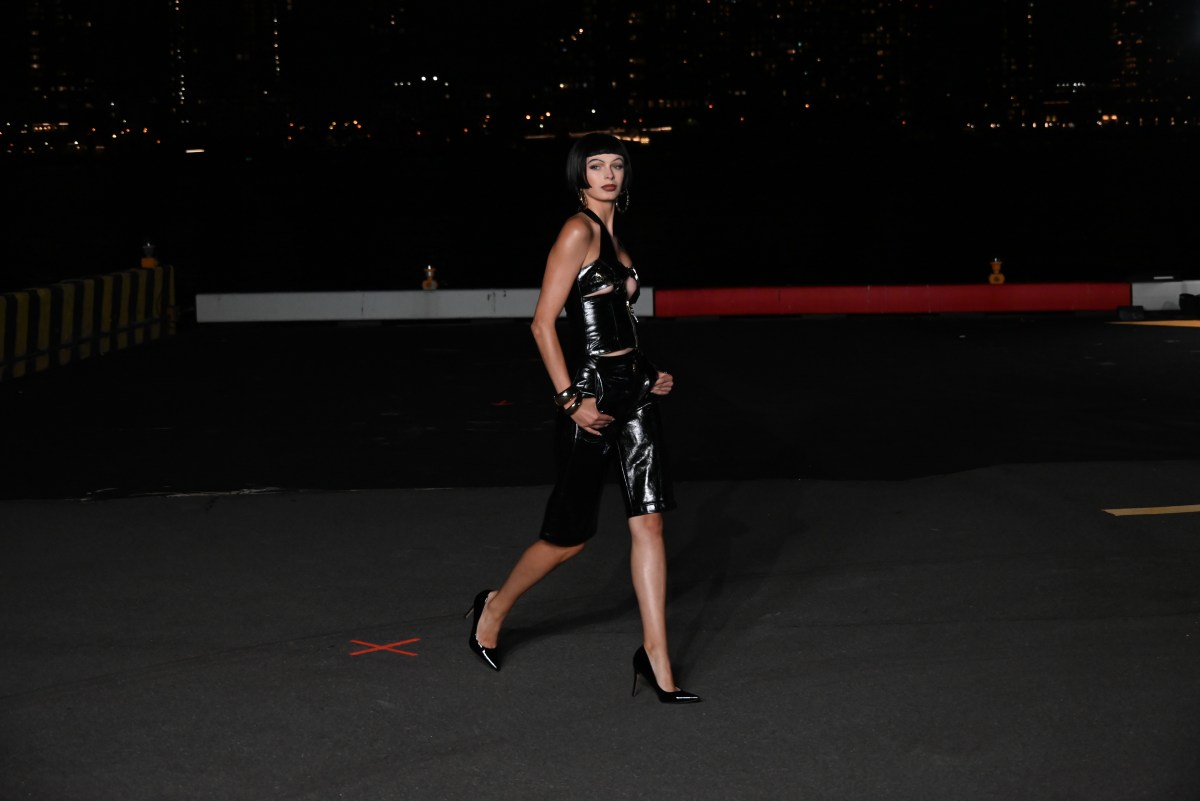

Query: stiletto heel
left=632, top=646, right=701, bottom=704
left=466, top=589, right=500, bottom=671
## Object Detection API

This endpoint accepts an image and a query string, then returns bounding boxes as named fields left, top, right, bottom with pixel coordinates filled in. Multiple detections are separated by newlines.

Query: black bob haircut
left=565, top=132, right=633, bottom=193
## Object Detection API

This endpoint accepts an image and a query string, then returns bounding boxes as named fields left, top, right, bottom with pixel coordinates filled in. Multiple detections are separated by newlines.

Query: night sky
left=3, top=1, right=1197, bottom=128
left=1, top=1, right=1199, bottom=302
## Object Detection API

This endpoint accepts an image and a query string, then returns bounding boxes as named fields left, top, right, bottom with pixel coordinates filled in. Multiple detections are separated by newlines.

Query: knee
left=555, top=541, right=586, bottom=563
left=539, top=537, right=587, bottom=562
left=628, top=511, right=664, bottom=541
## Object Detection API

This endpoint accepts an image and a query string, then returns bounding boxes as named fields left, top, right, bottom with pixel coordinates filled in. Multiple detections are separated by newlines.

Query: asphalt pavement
left=1, top=312, right=1199, bottom=800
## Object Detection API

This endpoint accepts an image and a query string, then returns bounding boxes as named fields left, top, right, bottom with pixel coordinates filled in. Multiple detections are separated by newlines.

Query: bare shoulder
left=554, top=212, right=596, bottom=247
left=544, top=212, right=597, bottom=281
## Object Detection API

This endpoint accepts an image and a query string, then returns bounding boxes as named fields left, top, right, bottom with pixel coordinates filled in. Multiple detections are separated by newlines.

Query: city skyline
left=2, top=0, right=1199, bottom=155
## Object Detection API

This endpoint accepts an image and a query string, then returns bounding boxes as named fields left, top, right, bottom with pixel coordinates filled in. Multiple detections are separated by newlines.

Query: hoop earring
left=616, top=189, right=630, bottom=213
left=577, top=188, right=588, bottom=210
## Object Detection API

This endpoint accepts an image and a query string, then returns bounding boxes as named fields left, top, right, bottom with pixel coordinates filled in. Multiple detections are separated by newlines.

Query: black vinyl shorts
left=539, top=350, right=676, bottom=546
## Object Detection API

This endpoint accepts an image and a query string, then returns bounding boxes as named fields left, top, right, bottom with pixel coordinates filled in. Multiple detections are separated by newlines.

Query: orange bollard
left=140, top=241, right=158, bottom=269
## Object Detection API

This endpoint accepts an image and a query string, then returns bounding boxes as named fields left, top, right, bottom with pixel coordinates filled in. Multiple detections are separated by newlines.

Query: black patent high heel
left=465, top=589, right=500, bottom=671
left=632, top=646, right=701, bottom=704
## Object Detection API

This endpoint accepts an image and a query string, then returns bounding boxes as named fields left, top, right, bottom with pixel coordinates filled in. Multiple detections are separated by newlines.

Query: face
left=581, top=153, right=625, bottom=206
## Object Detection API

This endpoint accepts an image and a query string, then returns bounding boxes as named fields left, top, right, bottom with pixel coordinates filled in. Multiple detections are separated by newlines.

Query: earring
left=616, top=189, right=630, bottom=213
left=578, top=188, right=588, bottom=209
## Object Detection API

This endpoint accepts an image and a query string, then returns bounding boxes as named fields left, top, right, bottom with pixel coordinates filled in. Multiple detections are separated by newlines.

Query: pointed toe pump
left=465, top=589, right=501, bottom=671
left=632, top=646, right=701, bottom=704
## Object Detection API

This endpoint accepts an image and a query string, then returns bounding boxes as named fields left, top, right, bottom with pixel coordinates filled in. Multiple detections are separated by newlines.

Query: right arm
left=530, top=216, right=614, bottom=435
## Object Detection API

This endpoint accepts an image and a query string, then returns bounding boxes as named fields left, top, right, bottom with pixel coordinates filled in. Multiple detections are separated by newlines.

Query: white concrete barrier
left=196, top=288, right=656, bottom=322
left=1130, top=280, right=1200, bottom=312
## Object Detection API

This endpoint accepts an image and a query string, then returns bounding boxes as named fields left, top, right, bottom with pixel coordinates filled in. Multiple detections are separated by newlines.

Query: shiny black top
left=565, top=209, right=641, bottom=357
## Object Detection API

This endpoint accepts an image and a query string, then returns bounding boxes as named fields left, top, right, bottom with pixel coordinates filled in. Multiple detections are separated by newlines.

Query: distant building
left=3, top=0, right=1197, bottom=155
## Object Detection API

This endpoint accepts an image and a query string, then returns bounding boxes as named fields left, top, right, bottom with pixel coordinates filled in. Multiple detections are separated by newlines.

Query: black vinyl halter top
left=566, top=208, right=641, bottom=356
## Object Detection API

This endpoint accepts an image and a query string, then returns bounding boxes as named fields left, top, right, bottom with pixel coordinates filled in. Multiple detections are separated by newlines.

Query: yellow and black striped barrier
left=0, top=264, right=176, bottom=382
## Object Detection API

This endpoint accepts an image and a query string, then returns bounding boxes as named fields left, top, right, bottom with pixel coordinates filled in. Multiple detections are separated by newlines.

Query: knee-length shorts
left=539, top=350, right=676, bottom=546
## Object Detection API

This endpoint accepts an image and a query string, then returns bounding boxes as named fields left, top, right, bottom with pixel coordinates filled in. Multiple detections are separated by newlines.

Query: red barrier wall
left=653, top=283, right=1133, bottom=318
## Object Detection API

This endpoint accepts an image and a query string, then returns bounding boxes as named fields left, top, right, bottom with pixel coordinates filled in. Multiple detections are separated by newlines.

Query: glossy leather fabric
left=540, top=350, right=675, bottom=546
left=572, top=263, right=639, bottom=356
left=566, top=209, right=640, bottom=357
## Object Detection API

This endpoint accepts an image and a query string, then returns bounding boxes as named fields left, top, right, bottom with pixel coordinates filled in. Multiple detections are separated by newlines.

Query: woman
left=466, top=132, right=700, bottom=704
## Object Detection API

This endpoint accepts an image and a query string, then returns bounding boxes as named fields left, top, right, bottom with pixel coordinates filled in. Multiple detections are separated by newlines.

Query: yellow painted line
left=98, top=275, right=113, bottom=355
left=79, top=279, right=95, bottom=359
left=0, top=295, right=8, bottom=373
left=12, top=291, right=29, bottom=378
left=56, top=283, right=74, bottom=366
left=1111, top=319, right=1200, bottom=327
left=117, top=272, right=131, bottom=350
left=1103, top=504, right=1200, bottom=516
left=32, top=287, right=51, bottom=373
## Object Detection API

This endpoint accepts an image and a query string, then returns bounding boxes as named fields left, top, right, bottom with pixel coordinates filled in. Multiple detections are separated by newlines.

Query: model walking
left=466, top=132, right=700, bottom=704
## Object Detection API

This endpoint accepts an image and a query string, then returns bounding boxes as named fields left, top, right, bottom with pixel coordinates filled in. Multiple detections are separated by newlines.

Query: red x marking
left=349, top=637, right=420, bottom=656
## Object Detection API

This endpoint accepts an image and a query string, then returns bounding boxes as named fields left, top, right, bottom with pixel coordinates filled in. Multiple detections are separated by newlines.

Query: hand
left=650, top=370, right=674, bottom=396
left=569, top=397, right=615, bottom=435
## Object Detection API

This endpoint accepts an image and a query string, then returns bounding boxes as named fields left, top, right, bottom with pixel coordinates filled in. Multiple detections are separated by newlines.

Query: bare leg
left=628, top=512, right=678, bottom=691
left=476, top=539, right=585, bottom=649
